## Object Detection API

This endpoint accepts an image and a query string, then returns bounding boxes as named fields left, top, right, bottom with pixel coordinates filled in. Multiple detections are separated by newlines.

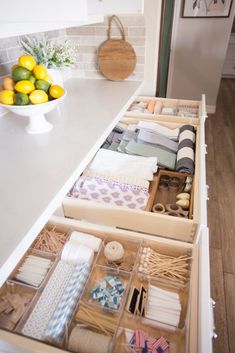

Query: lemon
left=18, top=55, right=36, bottom=71
left=12, top=67, right=31, bottom=82
left=33, top=65, right=47, bottom=80
left=45, top=74, right=53, bottom=85
left=14, top=93, right=29, bottom=106
left=35, top=79, right=51, bottom=93
left=29, top=90, right=48, bottom=104
left=0, top=90, right=15, bottom=105
left=49, top=85, right=64, bottom=99
left=3, top=77, right=15, bottom=91
left=15, top=80, right=35, bottom=94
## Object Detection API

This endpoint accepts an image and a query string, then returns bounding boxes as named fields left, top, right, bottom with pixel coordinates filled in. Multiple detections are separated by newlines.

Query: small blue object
left=90, top=275, right=126, bottom=310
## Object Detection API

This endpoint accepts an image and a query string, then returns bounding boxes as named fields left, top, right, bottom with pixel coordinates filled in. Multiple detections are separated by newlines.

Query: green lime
left=14, top=92, right=29, bottom=106
left=12, top=66, right=31, bottom=82
left=28, top=75, right=36, bottom=85
left=35, top=79, right=51, bottom=93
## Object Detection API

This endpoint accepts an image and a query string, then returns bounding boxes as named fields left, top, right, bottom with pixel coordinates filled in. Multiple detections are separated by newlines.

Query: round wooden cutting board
left=98, top=15, right=137, bottom=81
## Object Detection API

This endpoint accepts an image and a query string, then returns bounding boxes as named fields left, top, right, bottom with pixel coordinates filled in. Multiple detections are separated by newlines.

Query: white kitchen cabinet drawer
left=63, top=117, right=203, bottom=243
left=0, top=216, right=201, bottom=353
left=125, top=95, right=205, bottom=125
left=88, top=0, right=144, bottom=15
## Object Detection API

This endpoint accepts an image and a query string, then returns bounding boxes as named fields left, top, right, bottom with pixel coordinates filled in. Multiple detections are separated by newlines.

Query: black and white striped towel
left=176, top=125, right=195, bottom=174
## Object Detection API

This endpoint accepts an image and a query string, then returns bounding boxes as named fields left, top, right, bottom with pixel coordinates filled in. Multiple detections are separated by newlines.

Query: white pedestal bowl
left=0, top=90, right=67, bottom=134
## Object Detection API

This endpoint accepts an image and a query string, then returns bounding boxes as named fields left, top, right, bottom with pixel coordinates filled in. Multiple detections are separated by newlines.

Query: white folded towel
left=137, top=121, right=179, bottom=140
left=87, top=149, right=157, bottom=181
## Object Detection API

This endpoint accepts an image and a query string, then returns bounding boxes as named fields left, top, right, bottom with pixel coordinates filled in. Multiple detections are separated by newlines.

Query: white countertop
left=0, top=78, right=141, bottom=285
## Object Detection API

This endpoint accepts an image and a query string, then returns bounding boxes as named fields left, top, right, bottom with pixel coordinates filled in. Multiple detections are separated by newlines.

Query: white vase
left=47, top=68, right=63, bottom=87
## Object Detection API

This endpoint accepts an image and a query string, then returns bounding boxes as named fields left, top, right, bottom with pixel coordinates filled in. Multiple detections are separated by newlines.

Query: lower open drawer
left=0, top=216, right=199, bottom=353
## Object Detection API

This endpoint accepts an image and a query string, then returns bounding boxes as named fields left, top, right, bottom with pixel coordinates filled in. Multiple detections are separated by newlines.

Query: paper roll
left=70, top=231, right=101, bottom=252
left=61, top=241, right=94, bottom=265
left=68, top=327, right=111, bottom=353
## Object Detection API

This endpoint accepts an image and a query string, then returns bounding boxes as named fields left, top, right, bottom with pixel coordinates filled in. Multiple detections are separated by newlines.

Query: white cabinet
left=88, top=0, right=144, bottom=15
left=0, top=0, right=102, bottom=39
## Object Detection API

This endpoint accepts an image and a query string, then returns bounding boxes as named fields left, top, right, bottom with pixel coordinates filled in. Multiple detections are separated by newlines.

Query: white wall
left=140, top=0, right=162, bottom=95
left=167, top=0, right=235, bottom=111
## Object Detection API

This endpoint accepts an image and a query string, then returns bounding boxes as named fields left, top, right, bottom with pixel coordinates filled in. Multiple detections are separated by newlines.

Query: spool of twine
left=68, top=327, right=111, bottom=353
left=104, top=241, right=124, bottom=262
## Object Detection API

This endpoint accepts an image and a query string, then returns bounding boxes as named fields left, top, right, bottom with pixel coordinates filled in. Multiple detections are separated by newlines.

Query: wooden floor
left=206, top=78, right=235, bottom=353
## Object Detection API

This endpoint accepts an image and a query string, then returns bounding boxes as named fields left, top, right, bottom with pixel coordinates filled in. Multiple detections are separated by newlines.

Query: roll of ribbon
left=165, top=204, right=182, bottom=213
left=104, top=241, right=124, bottom=262
left=69, top=231, right=102, bottom=252
left=154, top=100, right=163, bottom=114
left=61, top=241, right=94, bottom=265
left=152, top=203, right=165, bottom=214
left=68, top=327, right=111, bottom=353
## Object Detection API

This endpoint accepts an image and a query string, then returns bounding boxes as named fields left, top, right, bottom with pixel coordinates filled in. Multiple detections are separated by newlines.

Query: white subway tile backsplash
left=0, top=50, right=9, bottom=64
left=7, top=47, right=24, bottom=62
left=0, top=14, right=145, bottom=82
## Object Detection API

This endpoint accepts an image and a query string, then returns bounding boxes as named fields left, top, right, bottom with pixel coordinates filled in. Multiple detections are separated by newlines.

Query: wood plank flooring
left=206, top=78, right=235, bottom=353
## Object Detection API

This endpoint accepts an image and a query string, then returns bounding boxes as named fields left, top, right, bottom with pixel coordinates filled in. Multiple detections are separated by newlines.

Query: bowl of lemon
left=0, top=55, right=66, bottom=134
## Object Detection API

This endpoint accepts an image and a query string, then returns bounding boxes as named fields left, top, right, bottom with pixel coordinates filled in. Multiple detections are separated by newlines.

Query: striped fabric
left=44, top=262, right=90, bottom=345
left=176, top=125, right=196, bottom=174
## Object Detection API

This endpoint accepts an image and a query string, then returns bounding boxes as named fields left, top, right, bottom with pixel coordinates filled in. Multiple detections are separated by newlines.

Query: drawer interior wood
left=0, top=216, right=199, bottom=353
left=63, top=117, right=200, bottom=243
left=125, top=95, right=201, bottom=125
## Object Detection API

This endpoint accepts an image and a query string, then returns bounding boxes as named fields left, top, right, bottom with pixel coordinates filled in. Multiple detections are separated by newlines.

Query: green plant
left=19, top=36, right=78, bottom=69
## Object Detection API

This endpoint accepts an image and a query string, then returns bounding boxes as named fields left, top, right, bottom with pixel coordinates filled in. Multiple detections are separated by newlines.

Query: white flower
left=19, top=36, right=79, bottom=69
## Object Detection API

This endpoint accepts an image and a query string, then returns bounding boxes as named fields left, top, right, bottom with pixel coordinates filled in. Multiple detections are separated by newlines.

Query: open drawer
left=63, top=117, right=203, bottom=243
left=125, top=95, right=206, bottom=126
left=0, top=216, right=201, bottom=353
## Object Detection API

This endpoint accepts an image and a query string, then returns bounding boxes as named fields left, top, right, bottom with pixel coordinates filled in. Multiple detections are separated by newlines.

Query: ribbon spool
left=152, top=203, right=165, bottom=214
left=68, top=327, right=111, bottom=353
left=104, top=241, right=124, bottom=262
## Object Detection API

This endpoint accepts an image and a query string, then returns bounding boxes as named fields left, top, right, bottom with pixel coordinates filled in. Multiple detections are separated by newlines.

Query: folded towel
left=87, top=149, right=157, bottom=181
left=137, top=121, right=179, bottom=140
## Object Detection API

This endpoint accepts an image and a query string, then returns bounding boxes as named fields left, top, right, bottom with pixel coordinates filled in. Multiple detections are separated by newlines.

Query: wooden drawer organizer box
left=63, top=111, right=202, bottom=243
left=0, top=217, right=199, bottom=353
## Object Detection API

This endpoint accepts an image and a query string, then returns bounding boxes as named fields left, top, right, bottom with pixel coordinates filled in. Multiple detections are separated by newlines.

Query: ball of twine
left=104, top=241, right=124, bottom=262
left=68, top=327, right=111, bottom=353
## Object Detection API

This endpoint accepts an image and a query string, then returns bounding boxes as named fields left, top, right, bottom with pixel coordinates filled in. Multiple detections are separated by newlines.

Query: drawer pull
left=206, top=185, right=209, bottom=201
left=210, top=298, right=217, bottom=339
left=204, top=144, right=208, bottom=155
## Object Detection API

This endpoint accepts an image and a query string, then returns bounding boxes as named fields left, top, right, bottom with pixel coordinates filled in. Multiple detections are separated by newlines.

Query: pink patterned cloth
left=68, top=176, right=149, bottom=210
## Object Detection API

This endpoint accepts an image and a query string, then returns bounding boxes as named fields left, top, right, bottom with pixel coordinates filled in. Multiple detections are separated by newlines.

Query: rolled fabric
left=44, top=262, right=90, bottom=345
left=154, top=100, right=163, bottom=114
left=146, top=99, right=156, bottom=114
left=176, top=125, right=196, bottom=174
left=70, top=231, right=101, bottom=252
